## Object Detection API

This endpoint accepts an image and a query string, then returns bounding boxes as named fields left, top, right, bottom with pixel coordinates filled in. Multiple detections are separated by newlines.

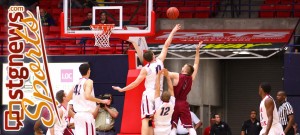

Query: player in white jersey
left=66, top=63, right=109, bottom=135
left=112, top=24, right=181, bottom=135
left=258, top=82, right=285, bottom=135
left=46, top=90, right=68, bottom=135
left=153, top=69, right=175, bottom=135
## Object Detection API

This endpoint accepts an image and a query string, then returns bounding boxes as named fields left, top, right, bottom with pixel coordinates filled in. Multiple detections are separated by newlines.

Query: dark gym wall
left=222, top=54, right=284, bottom=135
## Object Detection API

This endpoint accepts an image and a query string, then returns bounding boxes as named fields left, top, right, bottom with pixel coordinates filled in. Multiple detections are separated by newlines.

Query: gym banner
left=147, top=30, right=293, bottom=44
left=1, top=6, right=62, bottom=134
left=148, top=43, right=286, bottom=51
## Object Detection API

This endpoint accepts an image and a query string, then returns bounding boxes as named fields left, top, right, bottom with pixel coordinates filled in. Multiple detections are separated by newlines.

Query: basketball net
left=90, top=24, right=115, bottom=48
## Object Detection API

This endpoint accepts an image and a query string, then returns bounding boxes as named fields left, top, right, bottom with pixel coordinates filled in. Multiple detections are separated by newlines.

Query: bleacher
left=155, top=0, right=220, bottom=18
left=260, top=0, right=300, bottom=17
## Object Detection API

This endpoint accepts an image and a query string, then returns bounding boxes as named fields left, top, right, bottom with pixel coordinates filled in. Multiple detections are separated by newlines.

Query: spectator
left=176, top=111, right=202, bottom=135
left=203, top=117, right=215, bottom=135
left=78, top=12, right=92, bottom=45
left=95, top=93, right=118, bottom=135
left=97, top=12, right=109, bottom=24
left=277, top=90, right=295, bottom=135
left=81, top=12, right=93, bottom=30
left=241, top=110, right=262, bottom=135
left=210, top=114, right=232, bottom=135
left=40, top=8, right=55, bottom=26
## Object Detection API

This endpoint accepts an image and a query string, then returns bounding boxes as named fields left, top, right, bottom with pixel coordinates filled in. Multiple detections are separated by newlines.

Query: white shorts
left=260, top=123, right=285, bottom=135
left=74, top=112, right=95, bottom=135
left=141, top=90, right=155, bottom=118
left=154, top=125, right=171, bottom=135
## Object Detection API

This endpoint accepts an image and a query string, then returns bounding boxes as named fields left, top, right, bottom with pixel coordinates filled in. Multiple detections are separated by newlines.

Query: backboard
left=61, top=0, right=155, bottom=39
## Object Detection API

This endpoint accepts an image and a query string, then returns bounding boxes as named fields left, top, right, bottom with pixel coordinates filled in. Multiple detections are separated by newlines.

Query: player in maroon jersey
left=168, top=41, right=202, bottom=135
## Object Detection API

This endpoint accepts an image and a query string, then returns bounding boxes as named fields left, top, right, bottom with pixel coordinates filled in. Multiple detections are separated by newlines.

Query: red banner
left=147, top=30, right=293, bottom=44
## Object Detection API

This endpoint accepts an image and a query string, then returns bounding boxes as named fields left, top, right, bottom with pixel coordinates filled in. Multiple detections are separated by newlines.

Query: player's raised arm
left=112, top=67, right=147, bottom=92
left=154, top=70, right=163, bottom=98
left=157, top=24, right=181, bottom=62
left=168, top=71, right=180, bottom=86
left=163, top=69, right=174, bottom=96
left=192, top=41, right=202, bottom=81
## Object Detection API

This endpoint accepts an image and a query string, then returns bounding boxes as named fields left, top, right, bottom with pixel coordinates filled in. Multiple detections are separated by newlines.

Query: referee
left=277, top=91, right=295, bottom=135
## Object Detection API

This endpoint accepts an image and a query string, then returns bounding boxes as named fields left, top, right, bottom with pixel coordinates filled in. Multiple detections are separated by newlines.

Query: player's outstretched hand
left=112, top=86, right=124, bottom=92
left=162, top=69, right=169, bottom=77
left=171, top=24, right=181, bottom=33
left=157, top=69, right=163, bottom=75
left=196, top=41, right=203, bottom=51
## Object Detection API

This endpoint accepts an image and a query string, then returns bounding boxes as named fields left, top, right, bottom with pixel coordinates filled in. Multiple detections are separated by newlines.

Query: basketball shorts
left=154, top=125, right=172, bottom=135
left=141, top=90, right=155, bottom=118
left=259, top=123, right=285, bottom=135
left=172, top=101, right=193, bottom=128
left=74, top=112, right=95, bottom=135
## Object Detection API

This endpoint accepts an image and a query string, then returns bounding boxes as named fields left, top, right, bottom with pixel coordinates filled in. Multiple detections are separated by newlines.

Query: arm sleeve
left=241, top=121, right=246, bottom=131
left=111, top=107, right=118, bottom=113
left=190, top=112, right=200, bottom=124
left=286, top=102, right=294, bottom=116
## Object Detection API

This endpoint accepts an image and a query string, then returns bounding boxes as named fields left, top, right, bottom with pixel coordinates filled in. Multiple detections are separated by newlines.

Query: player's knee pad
left=148, top=119, right=153, bottom=127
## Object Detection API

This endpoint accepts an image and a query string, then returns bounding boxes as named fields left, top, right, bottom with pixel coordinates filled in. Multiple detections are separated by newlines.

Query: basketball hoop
left=90, top=24, right=115, bottom=48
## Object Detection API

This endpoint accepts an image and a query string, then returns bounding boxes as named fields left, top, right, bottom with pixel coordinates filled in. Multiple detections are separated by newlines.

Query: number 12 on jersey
left=160, top=107, right=170, bottom=116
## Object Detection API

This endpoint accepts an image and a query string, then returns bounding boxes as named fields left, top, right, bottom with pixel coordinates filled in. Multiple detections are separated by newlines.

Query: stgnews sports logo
left=4, top=6, right=60, bottom=131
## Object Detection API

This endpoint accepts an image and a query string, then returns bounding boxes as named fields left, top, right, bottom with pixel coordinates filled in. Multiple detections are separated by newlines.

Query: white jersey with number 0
left=259, top=95, right=284, bottom=135
left=73, top=78, right=96, bottom=113
left=144, top=58, right=164, bottom=91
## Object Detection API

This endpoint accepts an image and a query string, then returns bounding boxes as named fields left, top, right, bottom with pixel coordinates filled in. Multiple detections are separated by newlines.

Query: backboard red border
left=60, top=11, right=156, bottom=40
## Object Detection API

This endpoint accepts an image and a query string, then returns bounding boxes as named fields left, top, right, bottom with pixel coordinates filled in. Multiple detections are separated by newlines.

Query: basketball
left=167, top=7, right=179, bottom=19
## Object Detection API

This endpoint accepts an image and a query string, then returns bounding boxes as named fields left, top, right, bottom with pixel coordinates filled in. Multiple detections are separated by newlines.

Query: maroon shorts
left=171, top=101, right=192, bottom=128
